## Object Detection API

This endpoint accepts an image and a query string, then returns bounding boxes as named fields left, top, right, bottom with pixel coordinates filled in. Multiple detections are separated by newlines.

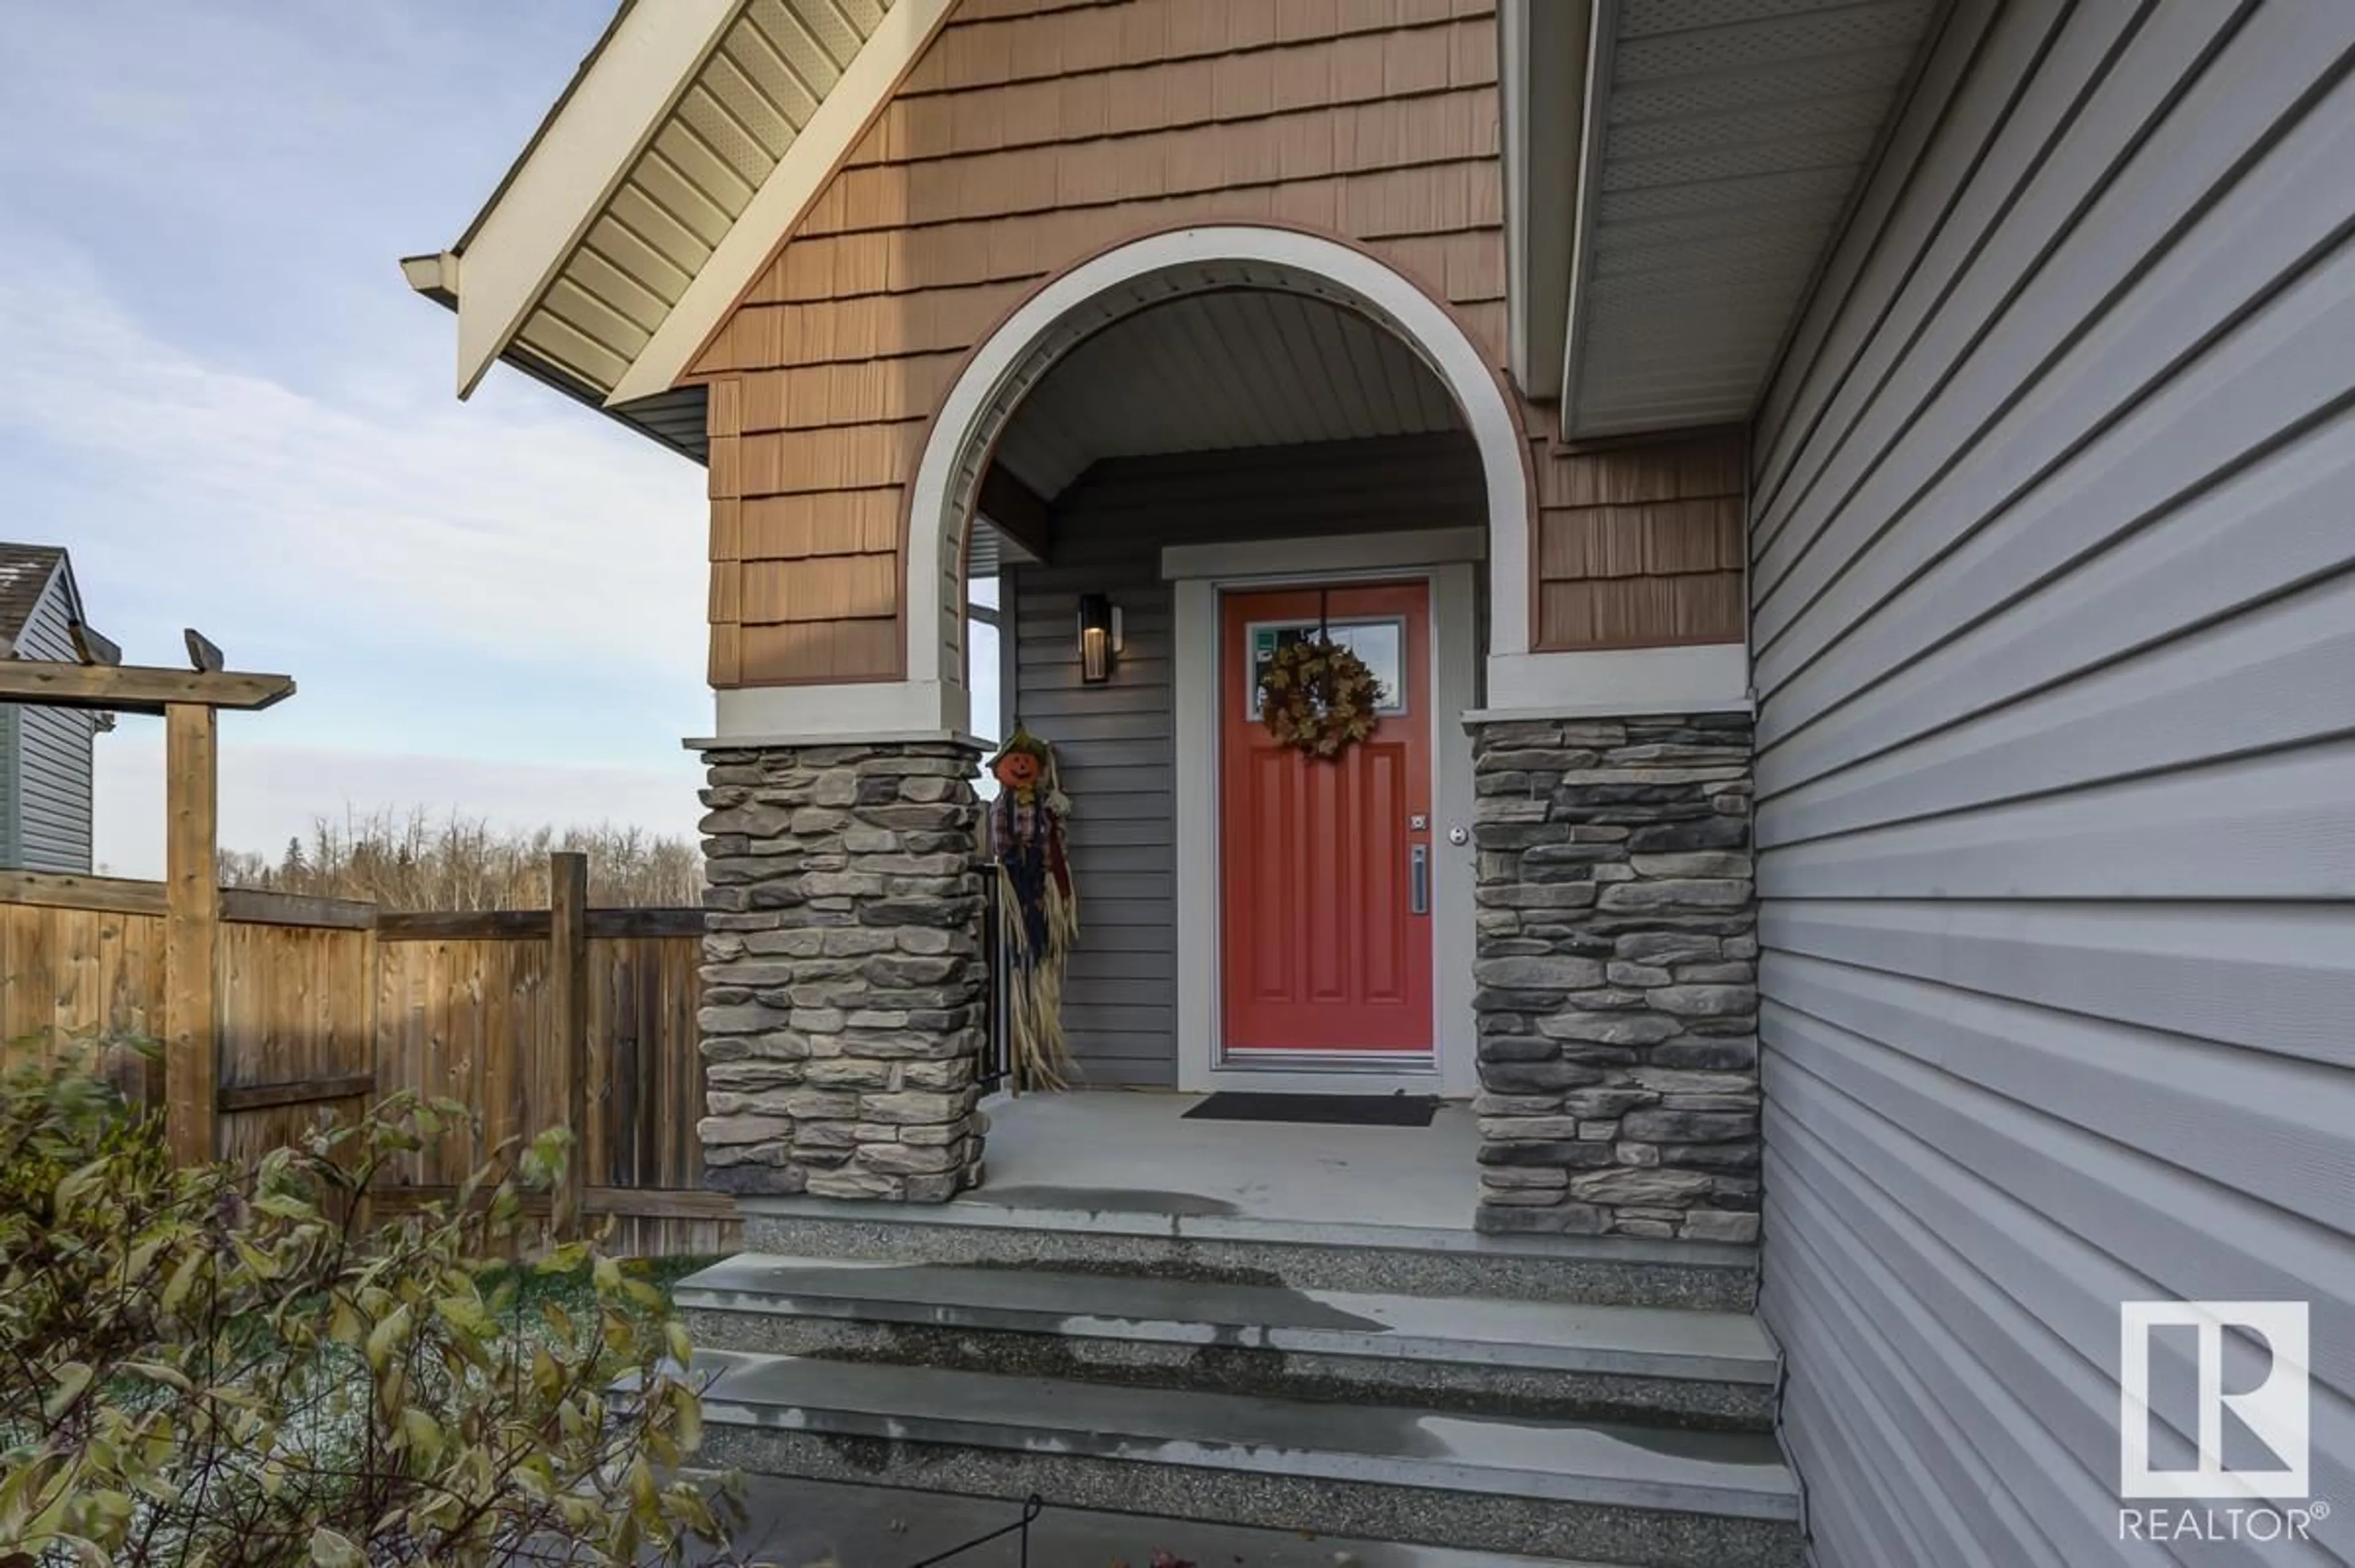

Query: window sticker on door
left=1247, top=618, right=1407, bottom=716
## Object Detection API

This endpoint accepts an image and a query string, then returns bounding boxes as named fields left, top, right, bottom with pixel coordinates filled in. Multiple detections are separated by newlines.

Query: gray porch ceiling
left=1513, top=0, right=1947, bottom=438
left=991, top=290, right=1463, bottom=503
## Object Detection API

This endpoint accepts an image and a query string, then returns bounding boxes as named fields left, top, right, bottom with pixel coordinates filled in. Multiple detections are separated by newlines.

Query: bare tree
left=218, top=809, right=703, bottom=910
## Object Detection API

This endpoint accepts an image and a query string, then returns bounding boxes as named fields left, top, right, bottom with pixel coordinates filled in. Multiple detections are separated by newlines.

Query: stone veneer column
left=1467, top=714, right=1760, bottom=1242
left=693, top=739, right=987, bottom=1201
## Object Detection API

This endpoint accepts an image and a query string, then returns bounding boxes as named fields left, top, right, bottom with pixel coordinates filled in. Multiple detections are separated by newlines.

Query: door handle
left=1409, top=843, right=1430, bottom=915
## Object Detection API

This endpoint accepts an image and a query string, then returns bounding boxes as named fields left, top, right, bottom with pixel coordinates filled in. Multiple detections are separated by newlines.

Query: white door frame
left=1166, top=528, right=1482, bottom=1098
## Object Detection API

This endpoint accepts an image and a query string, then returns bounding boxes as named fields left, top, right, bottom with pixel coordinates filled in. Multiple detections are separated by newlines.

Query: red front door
left=1219, top=583, right=1434, bottom=1055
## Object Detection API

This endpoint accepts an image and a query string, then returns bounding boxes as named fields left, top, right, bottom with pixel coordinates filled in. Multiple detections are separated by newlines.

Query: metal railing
left=904, top=1493, right=1044, bottom=1566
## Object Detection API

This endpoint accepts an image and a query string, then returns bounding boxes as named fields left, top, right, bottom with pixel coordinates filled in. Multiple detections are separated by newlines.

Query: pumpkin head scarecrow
left=987, top=727, right=1078, bottom=1089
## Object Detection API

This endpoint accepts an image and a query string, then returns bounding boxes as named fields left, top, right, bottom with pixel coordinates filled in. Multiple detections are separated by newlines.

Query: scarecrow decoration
left=1259, top=596, right=1386, bottom=760
left=987, top=726, right=1078, bottom=1089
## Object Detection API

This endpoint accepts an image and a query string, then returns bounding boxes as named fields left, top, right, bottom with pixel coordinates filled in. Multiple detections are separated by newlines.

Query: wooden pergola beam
left=0, top=660, right=294, bottom=716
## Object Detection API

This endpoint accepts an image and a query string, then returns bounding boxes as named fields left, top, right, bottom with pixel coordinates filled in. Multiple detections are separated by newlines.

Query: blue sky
left=0, top=1, right=992, bottom=875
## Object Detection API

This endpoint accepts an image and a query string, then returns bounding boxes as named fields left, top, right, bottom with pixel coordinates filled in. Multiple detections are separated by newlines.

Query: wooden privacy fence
left=0, top=854, right=732, bottom=1256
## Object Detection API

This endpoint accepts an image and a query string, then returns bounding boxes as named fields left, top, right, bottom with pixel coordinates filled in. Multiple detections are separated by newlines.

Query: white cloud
left=0, top=4, right=737, bottom=872
left=94, top=727, right=705, bottom=879
left=0, top=1, right=1003, bottom=871
left=0, top=243, right=709, bottom=679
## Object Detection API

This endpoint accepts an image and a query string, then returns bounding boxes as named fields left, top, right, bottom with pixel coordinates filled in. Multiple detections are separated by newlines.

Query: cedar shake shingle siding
left=1531, top=432, right=1747, bottom=649
left=695, top=0, right=1504, bottom=687
left=691, top=0, right=1745, bottom=686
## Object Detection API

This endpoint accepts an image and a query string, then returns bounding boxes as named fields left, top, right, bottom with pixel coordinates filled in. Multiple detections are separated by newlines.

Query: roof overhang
left=404, top=0, right=955, bottom=454
left=1509, top=0, right=1950, bottom=440
left=401, top=266, right=716, bottom=460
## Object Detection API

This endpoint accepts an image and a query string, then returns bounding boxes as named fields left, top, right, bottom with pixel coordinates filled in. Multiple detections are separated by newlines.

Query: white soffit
left=992, top=290, right=1465, bottom=500
left=426, top=0, right=921, bottom=405
left=1560, top=0, right=1940, bottom=438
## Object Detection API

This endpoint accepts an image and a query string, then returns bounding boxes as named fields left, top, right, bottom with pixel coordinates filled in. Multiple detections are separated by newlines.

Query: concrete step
left=676, top=1253, right=1780, bottom=1430
left=737, top=1195, right=1758, bottom=1310
left=688, top=1352, right=1804, bottom=1568
left=710, top=1472, right=1660, bottom=1567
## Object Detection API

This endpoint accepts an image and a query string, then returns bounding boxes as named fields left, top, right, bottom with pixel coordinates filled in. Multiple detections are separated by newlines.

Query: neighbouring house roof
left=1503, top=0, right=1947, bottom=438
left=0, top=543, right=115, bottom=730
left=403, top=0, right=955, bottom=459
left=0, top=544, right=75, bottom=657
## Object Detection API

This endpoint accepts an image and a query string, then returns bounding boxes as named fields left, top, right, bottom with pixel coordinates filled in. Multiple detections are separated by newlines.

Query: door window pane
left=1246, top=617, right=1407, bottom=716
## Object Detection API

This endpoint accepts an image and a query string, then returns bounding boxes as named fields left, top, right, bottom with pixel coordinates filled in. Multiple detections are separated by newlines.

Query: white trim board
left=1173, top=547, right=1480, bottom=1099
left=708, top=680, right=970, bottom=743
left=1465, top=700, right=1754, bottom=724
left=683, top=727, right=990, bottom=754
left=1485, top=644, right=1753, bottom=715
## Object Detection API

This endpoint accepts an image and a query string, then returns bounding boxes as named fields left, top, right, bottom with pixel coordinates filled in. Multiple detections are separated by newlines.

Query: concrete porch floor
left=974, top=1088, right=1480, bottom=1232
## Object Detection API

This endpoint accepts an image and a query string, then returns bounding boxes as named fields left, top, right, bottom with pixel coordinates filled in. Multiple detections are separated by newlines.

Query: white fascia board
left=608, top=0, right=960, bottom=406
left=400, top=251, right=460, bottom=301
left=1503, top=0, right=1590, bottom=403
left=1556, top=0, right=1617, bottom=432
left=1503, top=0, right=1537, bottom=393
left=454, top=0, right=742, bottom=399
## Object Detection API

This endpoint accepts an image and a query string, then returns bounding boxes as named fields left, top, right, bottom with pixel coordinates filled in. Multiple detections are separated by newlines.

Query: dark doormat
left=1182, top=1092, right=1439, bottom=1128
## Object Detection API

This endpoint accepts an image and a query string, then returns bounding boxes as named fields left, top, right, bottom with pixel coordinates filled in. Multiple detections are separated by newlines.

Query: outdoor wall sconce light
left=1077, top=593, right=1122, bottom=683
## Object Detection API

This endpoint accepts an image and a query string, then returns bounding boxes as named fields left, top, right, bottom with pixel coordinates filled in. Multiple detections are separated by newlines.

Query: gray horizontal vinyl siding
left=2, top=572, right=94, bottom=873
left=1010, top=434, right=1486, bottom=1087
left=1747, top=2, right=2355, bottom=1564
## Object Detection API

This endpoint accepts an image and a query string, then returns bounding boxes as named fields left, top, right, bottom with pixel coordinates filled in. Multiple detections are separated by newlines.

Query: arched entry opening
left=906, top=226, right=1533, bottom=738
left=917, top=227, right=1528, bottom=1102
